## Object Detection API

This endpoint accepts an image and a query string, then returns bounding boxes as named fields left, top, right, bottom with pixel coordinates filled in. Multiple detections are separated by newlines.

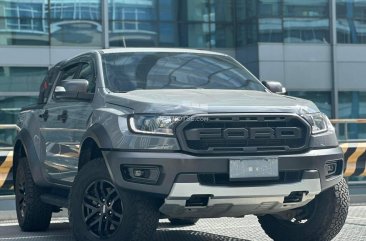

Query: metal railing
left=330, top=119, right=366, bottom=143
left=0, top=124, right=20, bottom=132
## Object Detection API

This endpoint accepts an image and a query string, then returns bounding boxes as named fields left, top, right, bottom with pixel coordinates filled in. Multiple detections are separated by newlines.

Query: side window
left=78, top=62, right=96, bottom=93
left=38, top=68, right=59, bottom=104
left=60, top=64, right=80, bottom=81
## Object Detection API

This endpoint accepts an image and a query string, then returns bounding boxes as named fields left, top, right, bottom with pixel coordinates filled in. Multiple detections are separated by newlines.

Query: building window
left=0, top=66, right=48, bottom=92
left=236, top=0, right=330, bottom=44
left=283, top=0, right=330, bottom=43
left=0, top=1, right=49, bottom=45
left=50, top=0, right=102, bottom=46
left=337, top=0, right=366, bottom=44
left=338, top=92, right=366, bottom=140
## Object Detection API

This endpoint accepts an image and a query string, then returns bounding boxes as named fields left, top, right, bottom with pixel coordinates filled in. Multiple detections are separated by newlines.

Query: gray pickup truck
left=13, top=48, right=349, bottom=241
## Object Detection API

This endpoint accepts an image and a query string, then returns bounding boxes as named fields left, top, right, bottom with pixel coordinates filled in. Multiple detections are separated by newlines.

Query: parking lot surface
left=0, top=204, right=365, bottom=241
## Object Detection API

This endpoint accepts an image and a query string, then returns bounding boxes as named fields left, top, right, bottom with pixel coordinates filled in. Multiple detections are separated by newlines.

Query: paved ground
left=0, top=197, right=365, bottom=241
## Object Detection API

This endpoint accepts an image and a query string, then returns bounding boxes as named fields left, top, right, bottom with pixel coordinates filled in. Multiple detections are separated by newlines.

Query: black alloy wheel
left=82, top=180, right=123, bottom=239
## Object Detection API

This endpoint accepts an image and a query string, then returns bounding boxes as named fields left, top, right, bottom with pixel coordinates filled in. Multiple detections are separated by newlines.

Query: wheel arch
left=13, top=139, right=26, bottom=182
left=12, top=130, right=48, bottom=186
left=78, top=137, right=104, bottom=170
left=78, top=124, right=114, bottom=177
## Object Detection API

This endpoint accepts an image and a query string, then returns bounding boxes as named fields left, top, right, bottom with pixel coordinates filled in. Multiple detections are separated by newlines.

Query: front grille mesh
left=177, top=115, right=310, bottom=155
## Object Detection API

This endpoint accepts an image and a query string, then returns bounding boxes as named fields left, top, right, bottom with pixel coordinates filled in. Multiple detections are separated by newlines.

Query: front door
left=40, top=58, right=96, bottom=185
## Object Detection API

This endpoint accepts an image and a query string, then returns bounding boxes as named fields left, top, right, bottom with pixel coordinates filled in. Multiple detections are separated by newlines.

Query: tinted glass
left=0, top=0, right=49, bottom=46
left=102, top=52, right=265, bottom=92
left=78, top=62, right=96, bottom=93
left=283, top=0, right=329, bottom=18
left=109, top=0, right=157, bottom=21
left=337, top=0, right=366, bottom=44
left=50, top=0, right=101, bottom=46
left=109, top=21, right=158, bottom=47
left=339, top=92, right=366, bottom=140
left=0, top=96, right=38, bottom=147
left=184, top=0, right=210, bottom=21
left=283, top=0, right=329, bottom=43
left=0, top=66, right=48, bottom=92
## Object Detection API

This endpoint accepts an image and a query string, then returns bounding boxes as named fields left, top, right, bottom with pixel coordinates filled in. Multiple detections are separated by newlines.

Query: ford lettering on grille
left=185, top=127, right=302, bottom=141
left=178, top=115, right=310, bottom=154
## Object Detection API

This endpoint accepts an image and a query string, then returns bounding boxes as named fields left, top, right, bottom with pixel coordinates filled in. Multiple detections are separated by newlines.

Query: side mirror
left=62, top=79, right=89, bottom=92
left=54, top=79, right=89, bottom=99
left=262, top=81, right=287, bottom=95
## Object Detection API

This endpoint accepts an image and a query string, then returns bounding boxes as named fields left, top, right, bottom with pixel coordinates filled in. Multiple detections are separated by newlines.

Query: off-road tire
left=169, top=218, right=199, bottom=226
left=15, top=158, right=52, bottom=231
left=69, top=158, right=159, bottom=241
left=258, top=178, right=349, bottom=241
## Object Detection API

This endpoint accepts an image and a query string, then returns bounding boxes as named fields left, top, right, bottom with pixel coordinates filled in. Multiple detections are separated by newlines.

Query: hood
left=106, top=89, right=319, bottom=115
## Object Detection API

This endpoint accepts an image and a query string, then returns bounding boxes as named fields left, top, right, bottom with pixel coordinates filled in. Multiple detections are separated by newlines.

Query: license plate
left=229, top=158, right=279, bottom=180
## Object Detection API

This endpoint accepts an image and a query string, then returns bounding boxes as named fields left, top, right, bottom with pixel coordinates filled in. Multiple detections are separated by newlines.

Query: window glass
left=109, top=21, right=158, bottom=47
left=236, top=20, right=258, bottom=46
left=109, top=0, right=157, bottom=21
left=50, top=0, right=101, bottom=46
left=284, top=18, right=330, bottom=43
left=338, top=92, right=366, bottom=140
left=60, top=64, right=80, bottom=81
left=159, top=23, right=178, bottom=47
left=0, top=0, right=49, bottom=45
left=210, top=0, right=233, bottom=22
left=159, top=0, right=176, bottom=21
left=0, top=96, right=38, bottom=147
left=336, top=0, right=366, bottom=44
left=209, top=23, right=234, bottom=48
left=259, top=18, right=283, bottom=42
left=258, top=0, right=281, bottom=17
left=178, top=23, right=211, bottom=48
left=102, top=52, right=265, bottom=93
left=184, top=0, right=210, bottom=22
left=283, top=0, right=329, bottom=18
left=38, top=67, right=59, bottom=104
left=78, top=62, right=96, bottom=93
left=0, top=66, right=48, bottom=92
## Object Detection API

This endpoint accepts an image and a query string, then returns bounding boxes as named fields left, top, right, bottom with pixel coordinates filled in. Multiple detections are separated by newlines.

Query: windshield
left=102, top=52, right=266, bottom=92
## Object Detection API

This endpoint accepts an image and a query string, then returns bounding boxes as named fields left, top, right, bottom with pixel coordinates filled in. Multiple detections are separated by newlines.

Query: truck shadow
left=156, top=230, right=251, bottom=241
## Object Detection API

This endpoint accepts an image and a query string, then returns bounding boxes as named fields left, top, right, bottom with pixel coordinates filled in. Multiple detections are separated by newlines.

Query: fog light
left=133, top=169, right=150, bottom=178
left=121, top=165, right=160, bottom=184
left=325, top=160, right=342, bottom=178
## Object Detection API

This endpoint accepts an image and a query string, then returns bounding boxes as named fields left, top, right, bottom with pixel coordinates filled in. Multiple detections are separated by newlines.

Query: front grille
left=176, top=114, right=310, bottom=155
left=198, top=171, right=303, bottom=186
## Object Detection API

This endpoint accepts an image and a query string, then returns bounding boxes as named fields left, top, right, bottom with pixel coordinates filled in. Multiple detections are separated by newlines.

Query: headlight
left=303, top=113, right=330, bottom=134
left=128, top=115, right=182, bottom=136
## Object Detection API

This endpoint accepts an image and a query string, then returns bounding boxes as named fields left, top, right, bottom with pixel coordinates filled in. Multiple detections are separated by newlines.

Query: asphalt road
left=0, top=198, right=365, bottom=241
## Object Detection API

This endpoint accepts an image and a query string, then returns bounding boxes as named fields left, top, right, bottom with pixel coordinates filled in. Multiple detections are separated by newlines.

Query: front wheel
left=258, top=178, right=349, bottom=241
left=69, top=158, right=159, bottom=241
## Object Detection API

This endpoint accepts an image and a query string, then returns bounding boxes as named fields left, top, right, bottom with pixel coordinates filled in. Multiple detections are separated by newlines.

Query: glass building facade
left=1, top=0, right=366, bottom=147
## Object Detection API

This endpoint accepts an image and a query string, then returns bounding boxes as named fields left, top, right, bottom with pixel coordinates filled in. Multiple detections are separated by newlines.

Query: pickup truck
left=13, top=48, right=349, bottom=241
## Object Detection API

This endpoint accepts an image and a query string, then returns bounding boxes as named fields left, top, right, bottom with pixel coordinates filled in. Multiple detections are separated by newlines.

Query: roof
left=97, top=48, right=228, bottom=56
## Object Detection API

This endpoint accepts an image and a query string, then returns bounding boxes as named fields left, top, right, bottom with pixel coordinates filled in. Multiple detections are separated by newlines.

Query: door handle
left=57, top=110, right=68, bottom=123
left=39, top=110, right=49, bottom=121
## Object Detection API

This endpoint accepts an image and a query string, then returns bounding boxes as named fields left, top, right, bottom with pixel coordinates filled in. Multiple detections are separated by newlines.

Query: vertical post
left=330, top=0, right=338, bottom=119
left=102, top=0, right=109, bottom=49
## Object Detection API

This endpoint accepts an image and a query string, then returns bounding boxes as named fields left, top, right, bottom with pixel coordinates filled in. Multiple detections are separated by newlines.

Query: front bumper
left=103, top=147, right=343, bottom=195
left=103, top=147, right=343, bottom=217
